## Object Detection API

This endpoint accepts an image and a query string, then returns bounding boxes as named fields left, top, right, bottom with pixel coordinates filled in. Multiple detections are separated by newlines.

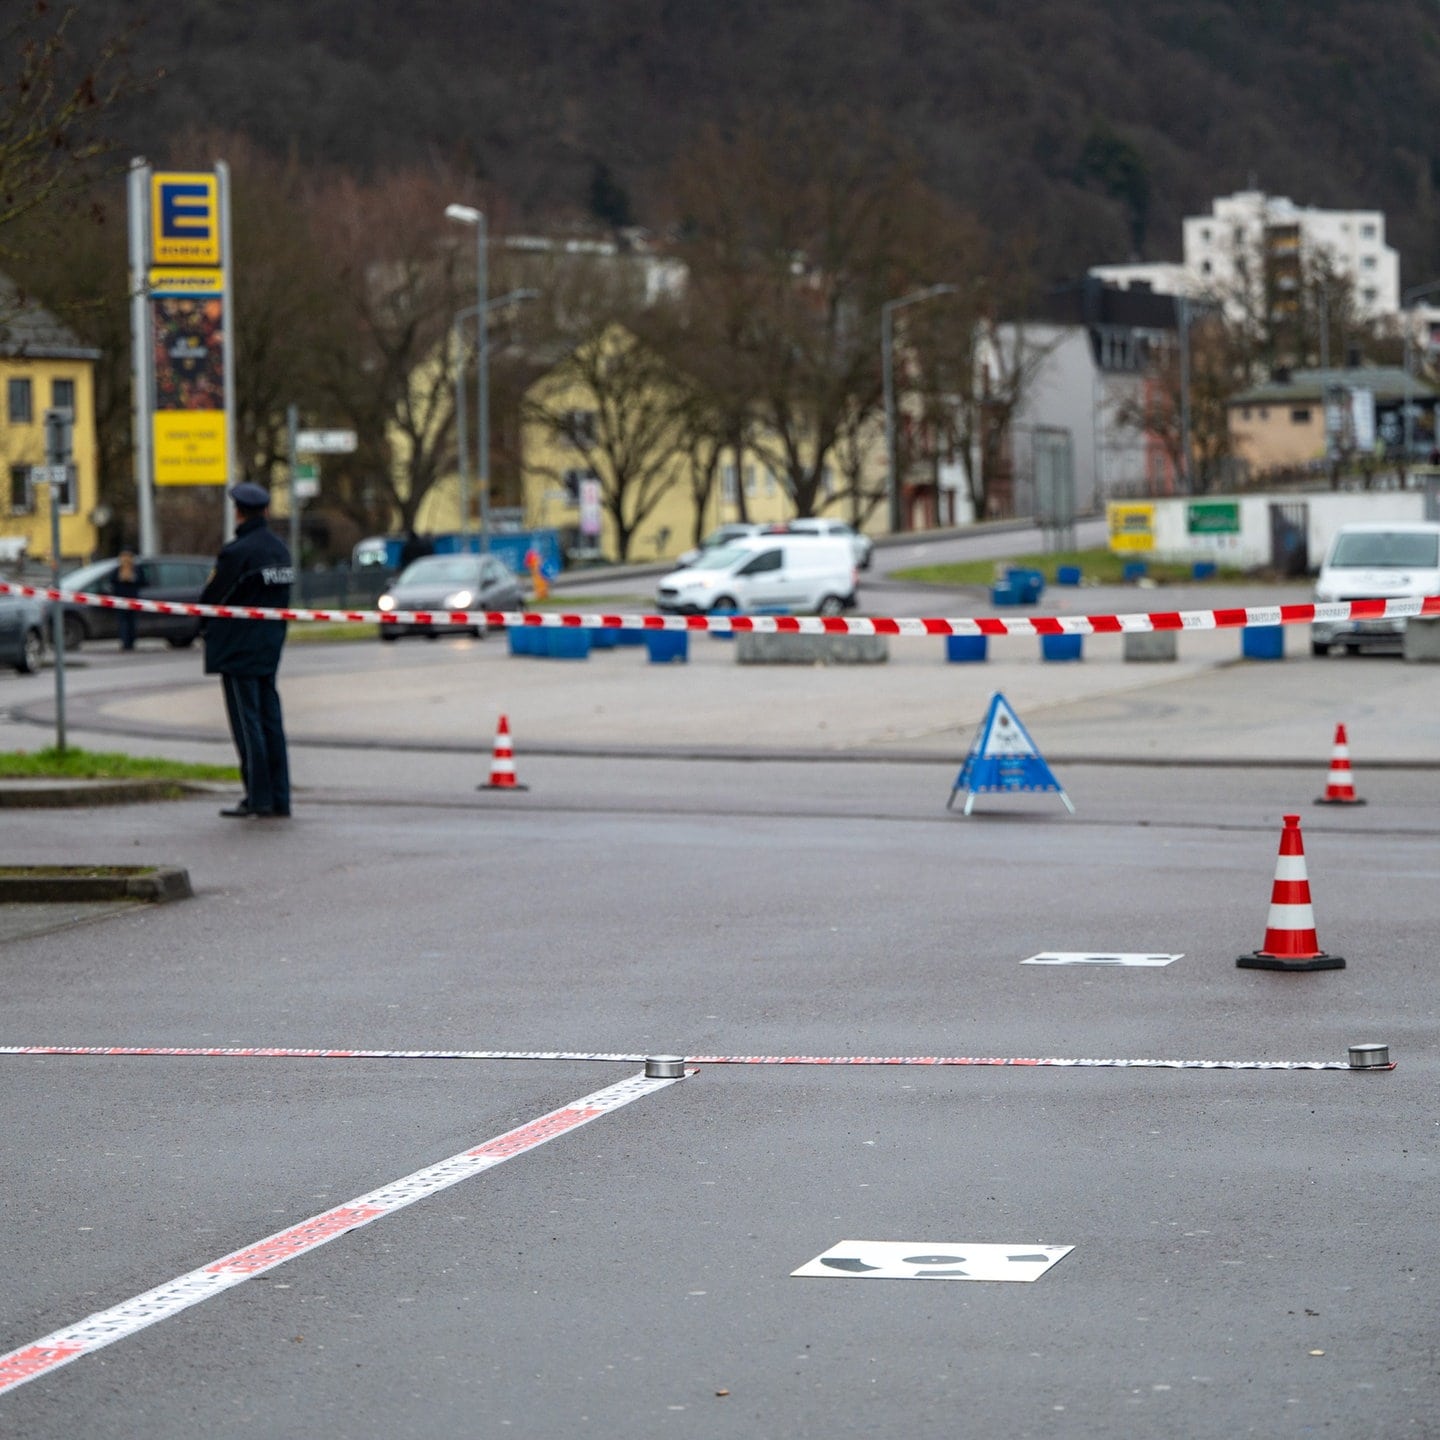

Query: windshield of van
left=688, top=545, right=748, bottom=570
left=1329, top=531, right=1439, bottom=568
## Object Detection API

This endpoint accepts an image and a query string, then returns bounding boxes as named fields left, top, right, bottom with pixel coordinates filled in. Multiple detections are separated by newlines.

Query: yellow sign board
left=151, top=172, right=220, bottom=266
left=1107, top=502, right=1155, bottom=553
left=149, top=267, right=224, bottom=296
left=154, top=412, right=227, bottom=486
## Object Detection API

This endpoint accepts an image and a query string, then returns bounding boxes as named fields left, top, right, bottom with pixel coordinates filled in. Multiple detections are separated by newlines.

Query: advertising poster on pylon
left=150, top=274, right=228, bottom=486
left=948, top=692, right=1073, bottom=815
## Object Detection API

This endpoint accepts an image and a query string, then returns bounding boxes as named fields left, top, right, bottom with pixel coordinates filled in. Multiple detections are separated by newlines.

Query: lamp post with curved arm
left=883, top=284, right=957, bottom=533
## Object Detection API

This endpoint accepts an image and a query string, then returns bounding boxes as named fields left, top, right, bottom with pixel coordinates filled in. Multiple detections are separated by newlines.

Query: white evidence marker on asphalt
left=1021, top=952, right=1182, bottom=967
left=792, top=1241, right=1074, bottom=1282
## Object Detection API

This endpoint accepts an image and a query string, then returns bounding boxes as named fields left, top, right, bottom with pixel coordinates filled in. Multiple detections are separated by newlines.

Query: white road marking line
left=0, top=1068, right=682, bottom=1397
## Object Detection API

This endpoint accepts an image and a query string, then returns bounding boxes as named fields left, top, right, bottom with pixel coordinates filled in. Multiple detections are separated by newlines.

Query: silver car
left=0, top=592, right=48, bottom=674
left=376, top=553, right=525, bottom=639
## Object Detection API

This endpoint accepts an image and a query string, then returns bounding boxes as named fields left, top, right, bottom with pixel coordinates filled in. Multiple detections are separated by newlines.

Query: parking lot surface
left=1, top=595, right=1436, bottom=1437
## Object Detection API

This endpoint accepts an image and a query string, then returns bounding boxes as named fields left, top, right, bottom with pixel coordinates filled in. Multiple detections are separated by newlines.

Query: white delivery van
left=1311, top=521, right=1440, bottom=655
left=654, top=534, right=858, bottom=616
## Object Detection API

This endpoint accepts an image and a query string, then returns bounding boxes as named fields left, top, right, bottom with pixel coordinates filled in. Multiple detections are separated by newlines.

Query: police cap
left=228, top=482, right=271, bottom=510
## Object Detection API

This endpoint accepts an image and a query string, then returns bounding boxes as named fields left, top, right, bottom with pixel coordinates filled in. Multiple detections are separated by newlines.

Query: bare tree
left=523, top=323, right=687, bottom=562
left=0, top=3, right=142, bottom=251
left=670, top=111, right=983, bottom=521
left=307, top=169, right=472, bottom=536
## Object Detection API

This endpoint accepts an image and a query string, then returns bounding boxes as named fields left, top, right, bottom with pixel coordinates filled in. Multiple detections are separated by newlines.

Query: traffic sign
left=296, top=429, right=357, bottom=454
left=29, top=466, right=70, bottom=487
left=293, top=463, right=319, bottom=501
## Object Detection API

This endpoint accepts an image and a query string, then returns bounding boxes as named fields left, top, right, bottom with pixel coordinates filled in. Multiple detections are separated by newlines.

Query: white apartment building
left=1093, top=190, right=1401, bottom=320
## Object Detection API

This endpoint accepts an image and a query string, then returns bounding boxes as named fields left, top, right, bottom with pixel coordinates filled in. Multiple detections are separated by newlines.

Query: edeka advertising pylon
left=1237, top=814, right=1344, bottom=971
left=947, top=692, right=1074, bottom=816
left=1315, top=723, right=1365, bottom=805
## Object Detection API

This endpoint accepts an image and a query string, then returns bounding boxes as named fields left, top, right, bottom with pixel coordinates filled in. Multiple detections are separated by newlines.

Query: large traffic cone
left=1237, top=814, right=1344, bottom=971
left=1315, top=723, right=1365, bottom=805
left=479, top=713, right=529, bottom=791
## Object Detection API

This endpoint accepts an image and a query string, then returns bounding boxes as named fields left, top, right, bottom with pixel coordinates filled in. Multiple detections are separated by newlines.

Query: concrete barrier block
left=735, top=632, right=889, bottom=665
left=1403, top=616, right=1440, bottom=662
left=1123, top=630, right=1178, bottom=662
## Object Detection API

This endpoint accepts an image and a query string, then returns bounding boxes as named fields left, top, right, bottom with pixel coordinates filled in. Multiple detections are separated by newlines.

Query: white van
left=655, top=534, right=858, bottom=616
left=1311, top=521, right=1440, bottom=655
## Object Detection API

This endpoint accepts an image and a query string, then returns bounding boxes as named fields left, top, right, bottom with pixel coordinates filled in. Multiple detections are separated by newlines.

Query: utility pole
left=43, top=408, right=73, bottom=753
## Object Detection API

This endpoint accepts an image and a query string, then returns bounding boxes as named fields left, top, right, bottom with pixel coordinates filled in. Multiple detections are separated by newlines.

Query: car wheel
left=817, top=594, right=845, bottom=617
left=711, top=595, right=739, bottom=614
left=62, top=612, right=85, bottom=651
left=166, top=629, right=198, bottom=649
left=16, top=626, right=45, bottom=674
left=1310, top=640, right=1329, bottom=657
left=379, top=628, right=400, bottom=642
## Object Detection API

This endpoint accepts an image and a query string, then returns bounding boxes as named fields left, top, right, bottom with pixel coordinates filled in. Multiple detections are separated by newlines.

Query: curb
left=0, top=779, right=197, bottom=809
left=0, top=866, right=193, bottom=903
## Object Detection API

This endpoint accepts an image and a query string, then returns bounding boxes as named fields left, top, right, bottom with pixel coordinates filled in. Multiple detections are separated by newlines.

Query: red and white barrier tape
left=0, top=1066, right=682, bottom=1396
left=0, top=1044, right=1387, bottom=1071
left=3, top=577, right=1437, bottom=638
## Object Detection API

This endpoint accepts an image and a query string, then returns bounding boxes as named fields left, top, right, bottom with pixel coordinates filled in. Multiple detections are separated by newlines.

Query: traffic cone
left=1315, top=723, right=1365, bottom=805
left=479, top=713, right=529, bottom=791
left=1237, top=814, right=1344, bottom=971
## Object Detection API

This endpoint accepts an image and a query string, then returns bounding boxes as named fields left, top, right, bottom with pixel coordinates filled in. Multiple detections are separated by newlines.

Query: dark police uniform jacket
left=200, top=516, right=295, bottom=676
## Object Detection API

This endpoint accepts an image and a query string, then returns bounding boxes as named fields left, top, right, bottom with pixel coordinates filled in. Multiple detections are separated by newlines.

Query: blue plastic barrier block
left=1041, top=633, right=1083, bottom=662
left=945, top=634, right=989, bottom=663
left=1241, top=625, right=1284, bottom=660
left=1056, top=564, right=1082, bottom=586
left=507, top=627, right=540, bottom=656
left=615, top=627, right=648, bottom=647
left=590, top=626, right=619, bottom=649
left=544, top=627, right=592, bottom=660
left=1192, top=561, right=1217, bottom=580
left=1006, top=568, right=1045, bottom=602
left=645, top=630, right=689, bottom=663
left=990, top=583, right=1022, bottom=606
left=1122, top=561, right=1148, bottom=582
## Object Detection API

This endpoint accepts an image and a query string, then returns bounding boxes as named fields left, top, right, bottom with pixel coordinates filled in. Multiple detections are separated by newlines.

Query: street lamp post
left=883, top=284, right=957, bottom=534
left=445, top=204, right=489, bottom=551
left=1401, top=281, right=1440, bottom=468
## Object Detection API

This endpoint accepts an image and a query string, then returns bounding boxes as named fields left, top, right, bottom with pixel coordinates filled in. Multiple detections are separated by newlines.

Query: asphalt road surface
left=1, top=568, right=1436, bottom=1439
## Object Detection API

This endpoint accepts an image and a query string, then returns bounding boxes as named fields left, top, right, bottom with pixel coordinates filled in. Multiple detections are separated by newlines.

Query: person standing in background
left=200, top=483, right=294, bottom=819
left=113, top=551, right=140, bottom=651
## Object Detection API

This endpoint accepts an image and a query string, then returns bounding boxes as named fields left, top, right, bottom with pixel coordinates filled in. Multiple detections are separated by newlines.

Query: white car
left=674, top=522, right=764, bottom=569
left=780, top=517, right=874, bottom=570
left=1311, top=521, right=1440, bottom=655
left=655, top=534, right=857, bottom=616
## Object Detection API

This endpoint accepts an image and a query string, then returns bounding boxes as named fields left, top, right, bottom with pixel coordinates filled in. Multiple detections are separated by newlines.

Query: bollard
left=645, top=1055, right=686, bottom=1079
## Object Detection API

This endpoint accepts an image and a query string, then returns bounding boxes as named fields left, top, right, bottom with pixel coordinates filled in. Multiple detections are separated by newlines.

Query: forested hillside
left=74, top=0, right=1440, bottom=282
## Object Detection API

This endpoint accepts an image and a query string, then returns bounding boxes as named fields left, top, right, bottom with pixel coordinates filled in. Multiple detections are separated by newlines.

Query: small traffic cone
left=479, top=713, right=529, bottom=791
left=1315, top=723, right=1365, bottom=805
left=1237, top=814, right=1344, bottom=971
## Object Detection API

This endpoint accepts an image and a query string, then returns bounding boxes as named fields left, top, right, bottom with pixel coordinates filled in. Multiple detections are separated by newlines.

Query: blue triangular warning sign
left=947, top=692, right=1075, bottom=815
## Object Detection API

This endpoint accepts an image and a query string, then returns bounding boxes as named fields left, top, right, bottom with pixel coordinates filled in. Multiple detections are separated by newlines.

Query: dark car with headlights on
left=377, top=554, right=525, bottom=639
left=0, top=592, right=48, bottom=673
left=51, top=555, right=212, bottom=651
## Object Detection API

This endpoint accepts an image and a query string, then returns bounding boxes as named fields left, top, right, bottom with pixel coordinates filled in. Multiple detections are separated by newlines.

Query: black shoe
left=220, top=803, right=259, bottom=818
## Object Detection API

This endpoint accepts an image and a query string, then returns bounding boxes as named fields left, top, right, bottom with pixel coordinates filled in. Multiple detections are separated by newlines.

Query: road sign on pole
left=295, top=429, right=357, bottom=454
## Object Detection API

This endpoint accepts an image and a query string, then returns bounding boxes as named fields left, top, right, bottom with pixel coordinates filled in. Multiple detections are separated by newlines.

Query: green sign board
left=1187, top=502, right=1239, bottom=535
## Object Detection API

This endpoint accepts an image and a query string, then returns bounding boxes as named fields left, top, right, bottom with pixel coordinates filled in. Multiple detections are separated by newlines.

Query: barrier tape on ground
left=4, top=578, right=1438, bottom=638
left=0, top=1067, right=682, bottom=1397
left=0, top=1044, right=1389, bottom=1071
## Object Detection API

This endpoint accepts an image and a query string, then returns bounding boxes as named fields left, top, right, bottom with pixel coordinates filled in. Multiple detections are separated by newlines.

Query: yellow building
left=0, top=276, right=101, bottom=568
left=1229, top=366, right=1436, bottom=473
left=520, top=324, right=884, bottom=563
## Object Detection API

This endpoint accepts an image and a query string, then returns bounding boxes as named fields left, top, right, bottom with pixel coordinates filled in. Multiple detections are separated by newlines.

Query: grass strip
left=0, top=748, right=239, bottom=781
left=891, top=547, right=1250, bottom=587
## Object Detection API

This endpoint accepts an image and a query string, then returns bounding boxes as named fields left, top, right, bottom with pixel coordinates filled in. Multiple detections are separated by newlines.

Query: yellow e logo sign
left=151, top=173, right=220, bottom=265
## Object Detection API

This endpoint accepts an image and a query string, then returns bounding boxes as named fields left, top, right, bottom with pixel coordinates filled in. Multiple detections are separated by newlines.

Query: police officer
left=201, top=482, right=295, bottom=818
